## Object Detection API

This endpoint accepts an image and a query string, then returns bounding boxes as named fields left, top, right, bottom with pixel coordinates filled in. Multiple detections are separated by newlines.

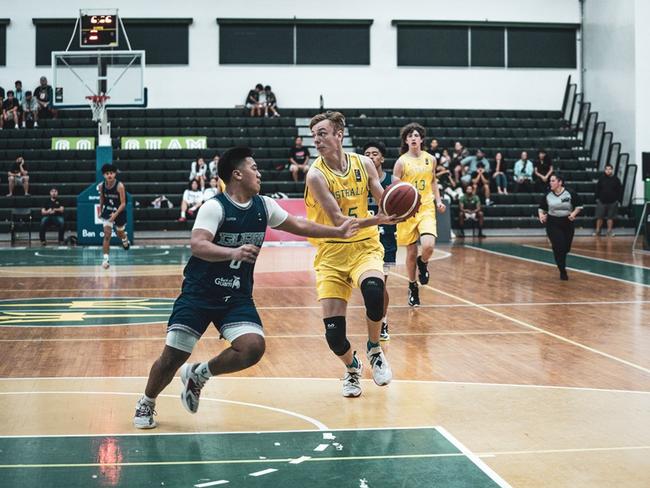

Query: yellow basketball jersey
left=305, top=152, right=379, bottom=245
left=398, top=151, right=437, bottom=206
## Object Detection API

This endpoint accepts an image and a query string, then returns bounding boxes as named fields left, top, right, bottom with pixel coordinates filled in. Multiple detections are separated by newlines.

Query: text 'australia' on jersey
left=398, top=151, right=437, bottom=207
left=304, top=152, right=379, bottom=245
left=182, top=193, right=268, bottom=302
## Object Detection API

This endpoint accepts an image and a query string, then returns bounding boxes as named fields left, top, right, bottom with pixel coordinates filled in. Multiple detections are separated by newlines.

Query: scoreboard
left=80, top=10, right=119, bottom=47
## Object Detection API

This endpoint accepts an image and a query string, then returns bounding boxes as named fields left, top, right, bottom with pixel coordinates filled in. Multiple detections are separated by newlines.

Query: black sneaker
left=380, top=322, right=390, bottom=341
left=478, top=231, right=486, bottom=238
left=408, top=282, right=420, bottom=307
left=416, top=256, right=429, bottom=285
left=560, top=270, right=569, bottom=281
left=457, top=229, right=465, bottom=238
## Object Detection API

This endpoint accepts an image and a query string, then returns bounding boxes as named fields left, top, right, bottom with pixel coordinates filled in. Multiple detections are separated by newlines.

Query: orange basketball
left=379, top=182, right=421, bottom=220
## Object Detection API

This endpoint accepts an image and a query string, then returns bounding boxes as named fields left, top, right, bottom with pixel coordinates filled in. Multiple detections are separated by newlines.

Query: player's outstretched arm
left=276, top=214, right=358, bottom=239
left=190, top=229, right=259, bottom=263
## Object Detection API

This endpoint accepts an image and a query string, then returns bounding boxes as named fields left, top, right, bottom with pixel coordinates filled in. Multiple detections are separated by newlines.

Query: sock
left=367, top=340, right=380, bottom=351
left=103, top=253, right=109, bottom=261
left=142, top=395, right=156, bottom=405
left=381, top=316, right=387, bottom=325
left=181, top=211, right=186, bottom=218
left=347, top=354, right=360, bottom=369
left=195, top=362, right=213, bottom=380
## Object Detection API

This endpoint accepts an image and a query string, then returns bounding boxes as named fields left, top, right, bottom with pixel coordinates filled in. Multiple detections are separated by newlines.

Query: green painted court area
left=0, top=245, right=194, bottom=267
left=0, top=428, right=507, bottom=487
left=469, top=242, right=650, bottom=286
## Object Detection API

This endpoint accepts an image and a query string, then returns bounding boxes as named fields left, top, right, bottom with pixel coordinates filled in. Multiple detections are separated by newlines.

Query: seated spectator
left=22, top=91, right=39, bottom=128
left=460, top=148, right=491, bottom=186
left=452, top=141, right=469, bottom=181
left=471, top=161, right=493, bottom=205
left=436, top=149, right=463, bottom=201
left=594, top=163, right=622, bottom=237
left=534, top=148, right=554, bottom=192
left=39, top=188, right=65, bottom=245
left=492, top=151, right=508, bottom=195
left=458, top=185, right=485, bottom=238
left=245, top=83, right=264, bottom=117
left=34, top=76, right=57, bottom=119
left=178, top=180, right=204, bottom=222
left=14, top=80, right=24, bottom=106
left=288, top=136, right=311, bottom=182
left=264, top=85, right=280, bottom=117
left=429, top=138, right=441, bottom=162
left=513, top=151, right=534, bottom=192
left=202, top=176, right=221, bottom=201
left=208, top=153, right=220, bottom=179
left=189, top=157, right=208, bottom=190
left=2, top=90, right=20, bottom=129
left=7, top=156, right=30, bottom=196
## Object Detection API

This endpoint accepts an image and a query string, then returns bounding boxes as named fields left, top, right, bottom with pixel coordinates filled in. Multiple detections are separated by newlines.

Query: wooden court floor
left=0, top=237, right=649, bottom=487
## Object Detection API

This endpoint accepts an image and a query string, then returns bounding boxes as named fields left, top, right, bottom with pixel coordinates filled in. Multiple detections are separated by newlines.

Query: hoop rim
left=85, top=95, right=111, bottom=103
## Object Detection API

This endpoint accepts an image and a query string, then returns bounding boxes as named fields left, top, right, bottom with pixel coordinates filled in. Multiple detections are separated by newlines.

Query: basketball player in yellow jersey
left=393, top=123, right=446, bottom=307
left=305, top=111, right=397, bottom=398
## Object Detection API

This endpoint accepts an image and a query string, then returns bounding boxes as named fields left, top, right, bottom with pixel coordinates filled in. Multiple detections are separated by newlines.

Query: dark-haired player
left=363, top=140, right=397, bottom=341
left=98, top=164, right=129, bottom=269
left=134, top=146, right=358, bottom=428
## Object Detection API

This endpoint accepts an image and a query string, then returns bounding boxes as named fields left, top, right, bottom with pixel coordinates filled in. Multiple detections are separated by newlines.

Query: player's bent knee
left=323, top=316, right=350, bottom=356
left=233, top=333, right=266, bottom=367
left=360, top=277, right=384, bottom=322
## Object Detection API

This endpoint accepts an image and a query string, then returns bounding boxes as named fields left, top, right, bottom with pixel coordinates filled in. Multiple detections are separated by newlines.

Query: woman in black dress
left=538, top=175, right=582, bottom=280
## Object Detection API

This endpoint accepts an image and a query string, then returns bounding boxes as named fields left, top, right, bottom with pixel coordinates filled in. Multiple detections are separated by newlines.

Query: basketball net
left=86, top=94, right=110, bottom=122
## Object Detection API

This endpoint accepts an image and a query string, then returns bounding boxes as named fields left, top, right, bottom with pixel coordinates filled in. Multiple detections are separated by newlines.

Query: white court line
left=466, top=245, right=650, bottom=289
left=436, top=426, right=512, bottom=488
left=478, top=445, right=650, bottom=457
left=249, top=468, right=278, bottom=477
left=33, top=251, right=171, bottom=258
left=389, top=271, right=650, bottom=376
left=1, top=375, right=648, bottom=396
left=195, top=480, right=229, bottom=487
left=524, top=244, right=650, bottom=271
left=0, top=391, right=328, bottom=431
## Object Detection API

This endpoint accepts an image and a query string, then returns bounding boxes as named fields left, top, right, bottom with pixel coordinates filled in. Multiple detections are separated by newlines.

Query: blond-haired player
left=393, top=123, right=446, bottom=307
left=306, top=111, right=397, bottom=397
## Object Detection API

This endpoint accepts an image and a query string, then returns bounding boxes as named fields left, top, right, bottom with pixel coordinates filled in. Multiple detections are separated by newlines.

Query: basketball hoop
left=86, top=94, right=110, bottom=122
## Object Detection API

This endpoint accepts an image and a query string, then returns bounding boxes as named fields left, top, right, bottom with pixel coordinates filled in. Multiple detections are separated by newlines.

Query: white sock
left=142, top=395, right=156, bottom=405
left=181, top=211, right=186, bottom=218
left=382, top=316, right=387, bottom=325
left=103, top=253, right=109, bottom=261
left=195, top=362, right=213, bottom=380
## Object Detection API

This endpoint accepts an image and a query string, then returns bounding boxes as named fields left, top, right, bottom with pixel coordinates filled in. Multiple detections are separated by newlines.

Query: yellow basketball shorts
left=314, top=238, right=384, bottom=301
left=396, top=204, right=437, bottom=246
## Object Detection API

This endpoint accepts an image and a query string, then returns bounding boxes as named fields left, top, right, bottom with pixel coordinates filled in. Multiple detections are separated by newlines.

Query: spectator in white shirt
left=22, top=91, right=39, bottom=128
left=202, top=177, right=221, bottom=201
left=178, top=179, right=204, bottom=222
left=208, top=153, right=220, bottom=179
left=189, top=157, right=208, bottom=190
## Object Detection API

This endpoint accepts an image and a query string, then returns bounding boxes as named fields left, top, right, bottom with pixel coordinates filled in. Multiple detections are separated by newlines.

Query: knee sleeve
left=324, top=316, right=350, bottom=356
left=360, top=277, right=385, bottom=322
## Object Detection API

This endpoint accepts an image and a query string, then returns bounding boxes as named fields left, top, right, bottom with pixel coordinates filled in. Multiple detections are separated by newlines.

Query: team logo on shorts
left=214, top=276, right=241, bottom=289
left=0, top=298, right=173, bottom=327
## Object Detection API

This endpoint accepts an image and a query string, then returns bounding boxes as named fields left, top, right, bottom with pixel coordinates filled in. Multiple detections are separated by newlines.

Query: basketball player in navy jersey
left=98, top=164, right=130, bottom=269
left=134, top=147, right=358, bottom=429
left=363, top=141, right=397, bottom=341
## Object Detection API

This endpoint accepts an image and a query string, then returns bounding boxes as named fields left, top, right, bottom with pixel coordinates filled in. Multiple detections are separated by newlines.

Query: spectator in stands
left=0, top=85, right=4, bottom=99
left=34, top=76, right=57, bottom=119
left=513, top=151, right=534, bottom=192
left=2, top=90, right=20, bottom=129
left=208, top=153, right=220, bottom=179
left=178, top=179, right=204, bottom=222
left=594, top=163, right=622, bottom=237
left=471, top=161, right=492, bottom=205
left=492, top=151, right=508, bottom=195
left=534, top=149, right=554, bottom=192
left=189, top=157, right=208, bottom=190
left=460, top=149, right=491, bottom=200
left=7, top=156, right=30, bottom=196
left=245, top=83, right=264, bottom=117
left=436, top=150, right=463, bottom=202
left=22, top=91, right=39, bottom=128
left=452, top=141, right=469, bottom=181
left=288, top=136, right=311, bottom=182
left=14, top=81, right=24, bottom=106
left=429, top=138, right=441, bottom=162
left=39, top=188, right=65, bottom=245
left=202, top=176, right=221, bottom=201
left=264, top=85, right=280, bottom=117
left=457, top=185, right=485, bottom=238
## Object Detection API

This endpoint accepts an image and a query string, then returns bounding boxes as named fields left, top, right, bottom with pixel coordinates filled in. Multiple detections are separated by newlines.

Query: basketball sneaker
left=342, top=353, right=363, bottom=398
left=380, top=321, right=390, bottom=341
left=416, top=256, right=429, bottom=285
left=367, top=345, right=392, bottom=386
left=180, top=363, right=208, bottom=414
left=122, top=239, right=130, bottom=250
left=408, top=282, right=420, bottom=307
left=133, top=397, right=157, bottom=429
left=101, top=258, right=110, bottom=269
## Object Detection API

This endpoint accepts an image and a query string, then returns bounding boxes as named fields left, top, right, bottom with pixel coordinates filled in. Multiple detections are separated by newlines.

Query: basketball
left=380, top=182, right=421, bottom=220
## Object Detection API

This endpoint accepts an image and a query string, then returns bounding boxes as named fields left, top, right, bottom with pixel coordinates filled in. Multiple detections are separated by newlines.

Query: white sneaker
left=180, top=363, right=207, bottom=413
left=367, top=345, right=392, bottom=386
left=101, top=259, right=110, bottom=269
left=133, top=397, right=157, bottom=429
left=342, top=356, right=363, bottom=398
left=34, top=121, right=39, bottom=127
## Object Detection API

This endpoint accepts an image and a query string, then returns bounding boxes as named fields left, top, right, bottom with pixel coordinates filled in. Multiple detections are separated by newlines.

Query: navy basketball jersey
left=368, top=172, right=393, bottom=215
left=182, top=193, right=268, bottom=302
left=100, top=180, right=122, bottom=219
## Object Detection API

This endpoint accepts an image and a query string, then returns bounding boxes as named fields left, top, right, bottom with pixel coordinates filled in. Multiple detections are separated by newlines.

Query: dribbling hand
left=231, top=244, right=260, bottom=264
left=338, top=218, right=359, bottom=239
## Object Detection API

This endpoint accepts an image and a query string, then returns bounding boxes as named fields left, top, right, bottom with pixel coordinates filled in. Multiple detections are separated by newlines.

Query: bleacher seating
left=0, top=107, right=634, bottom=236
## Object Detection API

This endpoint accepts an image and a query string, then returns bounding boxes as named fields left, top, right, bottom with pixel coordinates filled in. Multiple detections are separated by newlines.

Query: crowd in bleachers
left=0, top=76, right=57, bottom=129
left=245, top=84, right=280, bottom=118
